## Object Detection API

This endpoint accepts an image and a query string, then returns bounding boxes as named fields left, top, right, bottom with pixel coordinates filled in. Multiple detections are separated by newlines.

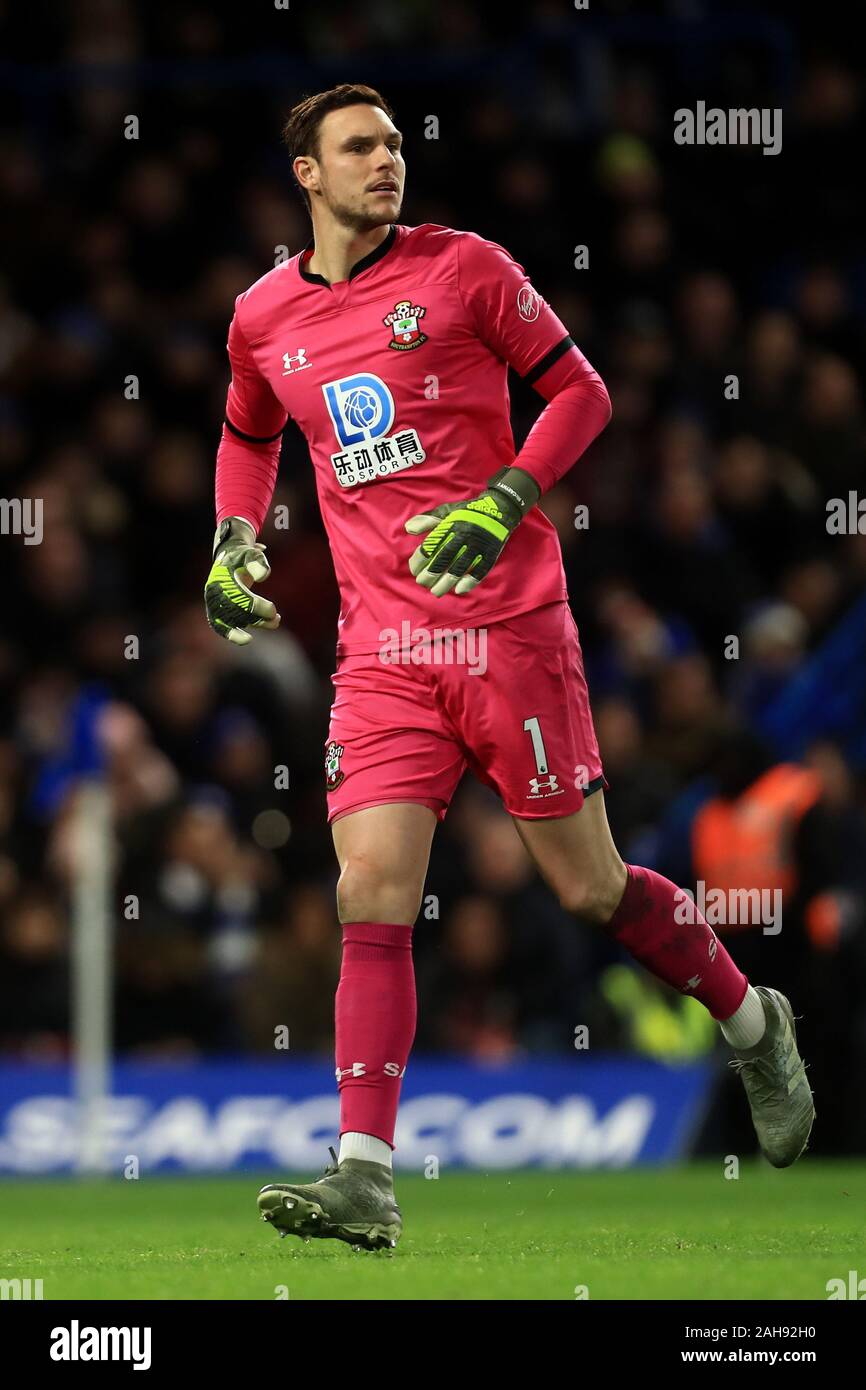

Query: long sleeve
left=513, top=346, right=612, bottom=496
left=214, top=297, right=289, bottom=534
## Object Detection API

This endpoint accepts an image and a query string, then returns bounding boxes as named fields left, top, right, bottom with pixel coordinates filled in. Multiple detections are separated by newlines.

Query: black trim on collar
left=522, top=335, right=576, bottom=387
left=298, top=224, right=397, bottom=286
left=225, top=416, right=284, bottom=445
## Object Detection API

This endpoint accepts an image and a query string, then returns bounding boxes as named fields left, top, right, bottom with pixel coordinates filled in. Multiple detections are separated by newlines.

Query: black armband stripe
left=521, top=335, right=576, bottom=387
left=224, top=416, right=285, bottom=445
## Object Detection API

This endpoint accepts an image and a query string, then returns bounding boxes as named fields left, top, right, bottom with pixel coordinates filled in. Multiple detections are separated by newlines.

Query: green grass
left=2, top=1162, right=864, bottom=1300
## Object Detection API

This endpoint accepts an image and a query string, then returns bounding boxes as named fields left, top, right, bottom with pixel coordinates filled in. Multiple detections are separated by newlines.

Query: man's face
left=302, top=104, right=405, bottom=231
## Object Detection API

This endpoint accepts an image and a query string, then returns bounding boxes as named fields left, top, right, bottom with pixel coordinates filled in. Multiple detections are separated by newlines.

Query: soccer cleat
left=257, top=1147, right=402, bottom=1251
left=729, top=986, right=815, bottom=1168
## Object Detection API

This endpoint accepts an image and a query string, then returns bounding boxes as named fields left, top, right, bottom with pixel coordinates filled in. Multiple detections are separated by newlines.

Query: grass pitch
left=2, top=1161, right=863, bottom=1300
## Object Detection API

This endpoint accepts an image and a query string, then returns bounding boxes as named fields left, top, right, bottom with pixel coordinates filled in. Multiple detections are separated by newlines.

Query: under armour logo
left=282, top=347, right=311, bottom=375
left=529, top=774, right=560, bottom=794
left=335, top=1062, right=366, bottom=1080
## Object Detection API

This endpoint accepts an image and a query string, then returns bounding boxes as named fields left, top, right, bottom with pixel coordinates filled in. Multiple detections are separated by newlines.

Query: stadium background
left=1, top=0, right=865, bottom=1170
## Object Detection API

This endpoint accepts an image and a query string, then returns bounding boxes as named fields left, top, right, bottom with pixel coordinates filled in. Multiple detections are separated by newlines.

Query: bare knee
left=336, top=858, right=423, bottom=925
left=557, top=859, right=627, bottom=924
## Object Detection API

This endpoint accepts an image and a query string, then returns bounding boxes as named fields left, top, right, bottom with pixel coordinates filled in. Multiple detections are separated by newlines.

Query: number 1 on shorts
left=523, top=716, right=549, bottom=775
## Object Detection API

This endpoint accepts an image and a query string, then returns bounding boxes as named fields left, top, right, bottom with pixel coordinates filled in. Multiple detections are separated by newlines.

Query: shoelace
left=729, top=1056, right=764, bottom=1074
left=727, top=1053, right=783, bottom=1099
left=729, top=1053, right=811, bottom=1087
left=321, top=1145, right=340, bottom=1178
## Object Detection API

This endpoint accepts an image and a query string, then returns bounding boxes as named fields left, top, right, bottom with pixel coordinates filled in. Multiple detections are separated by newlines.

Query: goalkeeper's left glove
left=404, top=465, right=541, bottom=597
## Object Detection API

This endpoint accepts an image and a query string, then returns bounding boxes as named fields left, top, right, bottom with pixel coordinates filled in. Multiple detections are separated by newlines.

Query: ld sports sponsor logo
left=322, top=372, right=426, bottom=488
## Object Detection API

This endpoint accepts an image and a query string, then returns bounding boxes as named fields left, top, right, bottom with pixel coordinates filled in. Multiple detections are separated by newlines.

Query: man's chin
left=360, top=208, right=400, bottom=231
left=333, top=202, right=401, bottom=233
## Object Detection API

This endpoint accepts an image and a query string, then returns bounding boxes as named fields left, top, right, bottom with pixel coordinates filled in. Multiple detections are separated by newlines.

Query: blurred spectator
left=0, top=892, right=69, bottom=1058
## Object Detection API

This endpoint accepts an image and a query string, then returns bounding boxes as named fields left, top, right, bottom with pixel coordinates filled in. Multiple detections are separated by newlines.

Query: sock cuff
left=604, top=862, right=641, bottom=932
left=341, top=921, right=414, bottom=961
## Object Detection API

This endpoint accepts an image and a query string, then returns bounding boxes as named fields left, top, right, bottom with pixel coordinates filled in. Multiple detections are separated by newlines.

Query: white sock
left=719, top=985, right=767, bottom=1050
left=338, top=1132, right=393, bottom=1168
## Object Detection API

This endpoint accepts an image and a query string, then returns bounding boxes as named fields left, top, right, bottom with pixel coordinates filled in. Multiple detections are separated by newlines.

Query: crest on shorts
left=325, top=739, right=345, bottom=790
left=383, top=299, right=427, bottom=350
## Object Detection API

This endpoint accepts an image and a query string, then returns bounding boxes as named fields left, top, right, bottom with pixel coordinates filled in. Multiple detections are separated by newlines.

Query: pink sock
left=604, top=864, right=748, bottom=1020
left=334, top=922, right=416, bottom=1147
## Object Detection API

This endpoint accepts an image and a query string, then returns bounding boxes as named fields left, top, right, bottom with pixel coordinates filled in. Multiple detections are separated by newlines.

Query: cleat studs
left=283, top=1198, right=295, bottom=1210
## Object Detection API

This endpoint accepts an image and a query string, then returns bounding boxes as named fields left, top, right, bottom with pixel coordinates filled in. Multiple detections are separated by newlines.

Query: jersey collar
left=298, top=224, right=398, bottom=286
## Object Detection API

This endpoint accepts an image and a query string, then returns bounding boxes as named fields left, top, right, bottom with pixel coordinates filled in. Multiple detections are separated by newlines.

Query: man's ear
left=293, top=156, right=317, bottom=196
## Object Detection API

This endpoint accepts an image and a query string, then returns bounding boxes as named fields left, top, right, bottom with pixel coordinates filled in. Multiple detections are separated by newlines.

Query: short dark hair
left=282, top=84, right=395, bottom=213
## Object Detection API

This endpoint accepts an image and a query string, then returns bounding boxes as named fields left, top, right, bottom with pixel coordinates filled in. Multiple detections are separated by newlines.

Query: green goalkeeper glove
left=204, top=516, right=281, bottom=645
left=404, top=466, right=541, bottom=597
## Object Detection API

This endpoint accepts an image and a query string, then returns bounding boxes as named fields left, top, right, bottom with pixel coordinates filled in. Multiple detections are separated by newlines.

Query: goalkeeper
left=206, top=84, right=815, bottom=1253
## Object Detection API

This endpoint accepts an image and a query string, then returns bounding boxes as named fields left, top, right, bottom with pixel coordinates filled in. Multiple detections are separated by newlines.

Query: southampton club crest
left=383, top=299, right=428, bottom=350
left=325, top=739, right=345, bottom=791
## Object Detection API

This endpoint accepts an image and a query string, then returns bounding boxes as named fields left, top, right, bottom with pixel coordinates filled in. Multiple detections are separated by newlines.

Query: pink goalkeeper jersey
left=216, top=222, right=609, bottom=657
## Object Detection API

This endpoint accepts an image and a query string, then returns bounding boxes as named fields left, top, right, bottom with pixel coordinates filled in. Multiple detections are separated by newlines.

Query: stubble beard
left=321, top=183, right=401, bottom=234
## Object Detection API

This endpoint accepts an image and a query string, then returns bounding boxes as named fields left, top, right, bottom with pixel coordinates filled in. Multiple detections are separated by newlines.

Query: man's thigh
left=331, top=800, right=438, bottom=878
left=511, top=786, right=626, bottom=919
left=331, top=801, right=438, bottom=924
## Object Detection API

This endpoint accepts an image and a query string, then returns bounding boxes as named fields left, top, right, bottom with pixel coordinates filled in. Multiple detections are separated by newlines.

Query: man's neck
left=306, top=221, right=393, bottom=285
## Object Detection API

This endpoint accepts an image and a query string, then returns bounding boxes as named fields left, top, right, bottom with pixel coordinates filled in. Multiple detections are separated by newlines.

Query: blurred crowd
left=1, top=2, right=865, bottom=1145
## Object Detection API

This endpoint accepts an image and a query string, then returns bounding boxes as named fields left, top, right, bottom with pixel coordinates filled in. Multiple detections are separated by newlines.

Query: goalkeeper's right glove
left=204, top=516, right=281, bottom=645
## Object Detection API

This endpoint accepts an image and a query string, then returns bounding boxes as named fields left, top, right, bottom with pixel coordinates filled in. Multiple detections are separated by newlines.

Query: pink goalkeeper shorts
left=324, top=599, right=606, bottom=825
